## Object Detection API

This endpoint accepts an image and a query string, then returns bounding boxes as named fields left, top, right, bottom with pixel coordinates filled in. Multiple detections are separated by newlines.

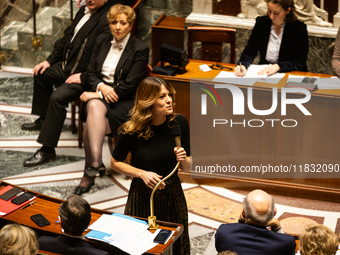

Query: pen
left=239, top=62, right=244, bottom=74
left=22, top=201, right=35, bottom=210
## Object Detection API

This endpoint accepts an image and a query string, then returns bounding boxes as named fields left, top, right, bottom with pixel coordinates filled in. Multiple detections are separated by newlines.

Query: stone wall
left=0, top=0, right=68, bottom=28
left=136, top=0, right=192, bottom=50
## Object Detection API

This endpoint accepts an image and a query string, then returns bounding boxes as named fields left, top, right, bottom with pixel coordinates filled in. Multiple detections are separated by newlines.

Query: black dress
left=112, top=114, right=191, bottom=255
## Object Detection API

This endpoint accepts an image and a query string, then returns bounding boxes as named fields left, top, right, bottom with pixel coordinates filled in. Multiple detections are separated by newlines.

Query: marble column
left=334, top=0, right=340, bottom=28
left=192, top=0, right=212, bottom=14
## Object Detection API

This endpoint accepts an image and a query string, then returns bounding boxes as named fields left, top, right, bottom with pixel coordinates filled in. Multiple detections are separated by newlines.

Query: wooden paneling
left=151, top=14, right=185, bottom=66
left=152, top=59, right=340, bottom=202
left=213, top=0, right=241, bottom=16
left=0, top=182, right=183, bottom=255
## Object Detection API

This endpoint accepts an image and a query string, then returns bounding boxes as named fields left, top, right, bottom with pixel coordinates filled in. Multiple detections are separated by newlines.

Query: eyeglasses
left=209, top=63, right=233, bottom=71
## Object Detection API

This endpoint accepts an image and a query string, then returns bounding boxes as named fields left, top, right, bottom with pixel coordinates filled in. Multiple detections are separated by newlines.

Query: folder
left=0, top=185, right=36, bottom=216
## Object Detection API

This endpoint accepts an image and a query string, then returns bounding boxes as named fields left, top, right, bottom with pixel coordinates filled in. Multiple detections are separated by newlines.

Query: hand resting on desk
left=257, top=64, right=280, bottom=76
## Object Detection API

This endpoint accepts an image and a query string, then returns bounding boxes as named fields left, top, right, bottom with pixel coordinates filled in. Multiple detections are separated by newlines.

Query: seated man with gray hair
left=215, top=189, right=296, bottom=255
left=38, top=195, right=109, bottom=255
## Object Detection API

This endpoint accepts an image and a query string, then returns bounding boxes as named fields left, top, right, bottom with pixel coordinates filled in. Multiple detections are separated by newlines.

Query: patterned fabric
left=125, top=174, right=190, bottom=255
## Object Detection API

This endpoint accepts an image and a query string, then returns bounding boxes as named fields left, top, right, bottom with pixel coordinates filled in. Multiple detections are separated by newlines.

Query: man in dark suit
left=215, top=189, right=296, bottom=255
left=21, top=0, right=111, bottom=166
left=38, top=195, right=109, bottom=255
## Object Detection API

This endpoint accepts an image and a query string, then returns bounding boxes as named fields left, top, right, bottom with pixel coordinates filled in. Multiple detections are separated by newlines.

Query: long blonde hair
left=119, top=77, right=176, bottom=139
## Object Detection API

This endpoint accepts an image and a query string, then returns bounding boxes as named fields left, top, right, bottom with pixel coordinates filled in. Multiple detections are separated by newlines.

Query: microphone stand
left=148, top=161, right=180, bottom=230
left=148, top=130, right=182, bottom=230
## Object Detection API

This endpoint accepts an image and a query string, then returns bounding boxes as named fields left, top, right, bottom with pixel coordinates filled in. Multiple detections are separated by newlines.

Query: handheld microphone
left=173, top=124, right=181, bottom=148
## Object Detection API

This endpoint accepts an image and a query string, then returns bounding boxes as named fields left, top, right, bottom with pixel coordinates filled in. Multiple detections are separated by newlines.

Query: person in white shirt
left=234, top=0, right=308, bottom=77
left=21, top=0, right=111, bottom=167
left=74, top=4, right=149, bottom=195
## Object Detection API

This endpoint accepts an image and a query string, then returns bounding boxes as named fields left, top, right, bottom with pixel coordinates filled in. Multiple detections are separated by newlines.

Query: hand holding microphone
left=173, top=124, right=186, bottom=162
left=173, top=124, right=186, bottom=160
left=174, top=147, right=187, bottom=162
left=173, top=124, right=190, bottom=172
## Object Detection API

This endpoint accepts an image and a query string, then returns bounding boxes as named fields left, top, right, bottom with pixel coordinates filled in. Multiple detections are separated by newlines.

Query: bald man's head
left=242, top=189, right=275, bottom=226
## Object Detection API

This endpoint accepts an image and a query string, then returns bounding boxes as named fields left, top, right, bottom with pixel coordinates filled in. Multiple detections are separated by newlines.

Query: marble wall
left=136, top=0, right=192, bottom=57
left=1, top=0, right=74, bottom=69
left=0, top=0, right=68, bottom=28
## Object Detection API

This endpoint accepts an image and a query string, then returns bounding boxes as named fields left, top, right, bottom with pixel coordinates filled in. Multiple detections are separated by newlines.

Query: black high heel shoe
left=74, top=180, right=95, bottom=196
left=84, top=163, right=106, bottom=178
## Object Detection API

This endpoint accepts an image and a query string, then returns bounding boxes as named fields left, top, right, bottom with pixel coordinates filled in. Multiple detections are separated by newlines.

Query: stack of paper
left=213, top=64, right=285, bottom=86
left=315, top=76, right=340, bottom=89
left=86, top=213, right=164, bottom=255
left=287, top=74, right=340, bottom=90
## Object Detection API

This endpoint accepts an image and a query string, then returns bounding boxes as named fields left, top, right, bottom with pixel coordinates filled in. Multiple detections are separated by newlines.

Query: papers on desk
left=287, top=74, right=306, bottom=83
left=288, top=74, right=340, bottom=90
left=213, top=64, right=285, bottom=86
left=86, top=213, right=168, bottom=255
left=315, top=76, right=340, bottom=89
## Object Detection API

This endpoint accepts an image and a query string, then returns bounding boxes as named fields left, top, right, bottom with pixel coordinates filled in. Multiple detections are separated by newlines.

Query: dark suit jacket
left=81, top=33, right=149, bottom=134
left=238, top=16, right=308, bottom=72
left=46, top=3, right=110, bottom=83
left=86, top=33, right=149, bottom=102
left=215, top=223, right=296, bottom=255
left=108, top=0, right=136, bottom=5
left=38, top=234, right=109, bottom=255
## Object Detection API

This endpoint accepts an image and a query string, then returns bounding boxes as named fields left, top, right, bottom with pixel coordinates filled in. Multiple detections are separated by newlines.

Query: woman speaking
left=111, top=77, right=191, bottom=255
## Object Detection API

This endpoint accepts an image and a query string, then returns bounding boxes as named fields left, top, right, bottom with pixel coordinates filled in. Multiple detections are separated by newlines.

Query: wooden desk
left=151, top=60, right=340, bottom=202
left=0, top=182, right=183, bottom=255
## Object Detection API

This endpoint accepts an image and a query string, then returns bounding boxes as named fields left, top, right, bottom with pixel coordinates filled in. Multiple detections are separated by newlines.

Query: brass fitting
left=0, top=51, right=7, bottom=62
left=148, top=215, right=159, bottom=230
left=32, top=36, right=43, bottom=48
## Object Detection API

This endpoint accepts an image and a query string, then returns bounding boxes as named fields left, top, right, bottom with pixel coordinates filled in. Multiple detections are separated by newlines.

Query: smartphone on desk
left=153, top=229, right=172, bottom=244
left=11, top=192, right=35, bottom=205
left=30, top=214, right=50, bottom=227
left=0, top=187, right=23, bottom=201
